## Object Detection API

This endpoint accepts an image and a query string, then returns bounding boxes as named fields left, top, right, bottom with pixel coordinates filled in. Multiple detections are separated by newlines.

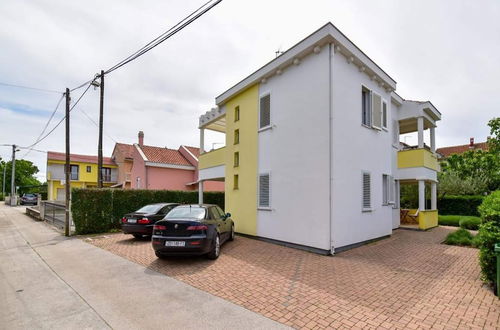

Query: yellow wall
left=224, top=85, right=259, bottom=236
left=398, top=149, right=439, bottom=171
left=418, top=210, right=438, bottom=230
left=199, top=146, right=226, bottom=169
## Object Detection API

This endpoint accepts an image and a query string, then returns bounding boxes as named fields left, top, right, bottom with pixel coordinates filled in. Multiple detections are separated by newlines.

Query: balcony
left=199, top=147, right=226, bottom=170
left=398, top=148, right=438, bottom=171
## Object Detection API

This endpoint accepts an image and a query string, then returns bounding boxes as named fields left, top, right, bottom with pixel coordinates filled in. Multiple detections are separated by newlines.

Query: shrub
left=444, top=228, right=475, bottom=246
left=438, top=215, right=461, bottom=227
left=476, top=191, right=500, bottom=287
left=438, top=195, right=484, bottom=216
left=459, top=216, right=481, bottom=230
left=71, top=188, right=225, bottom=235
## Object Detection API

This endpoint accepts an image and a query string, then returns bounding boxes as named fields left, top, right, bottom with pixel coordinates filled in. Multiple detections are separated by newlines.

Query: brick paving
left=85, top=227, right=500, bottom=329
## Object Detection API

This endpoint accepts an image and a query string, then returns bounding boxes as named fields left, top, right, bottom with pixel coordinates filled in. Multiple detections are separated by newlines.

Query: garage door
left=56, top=188, right=65, bottom=201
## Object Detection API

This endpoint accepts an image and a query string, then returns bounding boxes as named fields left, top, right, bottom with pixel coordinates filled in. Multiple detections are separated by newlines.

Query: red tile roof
left=436, top=142, right=489, bottom=158
left=47, top=151, right=116, bottom=166
left=114, top=143, right=135, bottom=159
left=140, top=145, right=193, bottom=166
left=184, top=146, right=200, bottom=158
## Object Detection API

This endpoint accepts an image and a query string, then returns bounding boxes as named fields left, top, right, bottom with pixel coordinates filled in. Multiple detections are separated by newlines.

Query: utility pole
left=97, top=70, right=104, bottom=188
left=10, top=144, right=16, bottom=206
left=2, top=161, right=6, bottom=198
left=65, top=88, right=71, bottom=236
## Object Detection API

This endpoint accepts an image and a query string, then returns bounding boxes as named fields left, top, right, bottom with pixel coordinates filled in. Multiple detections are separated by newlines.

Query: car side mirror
left=226, top=213, right=231, bottom=218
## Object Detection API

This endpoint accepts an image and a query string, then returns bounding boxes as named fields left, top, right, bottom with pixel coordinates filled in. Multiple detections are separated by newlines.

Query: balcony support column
left=417, top=117, right=424, bottom=149
left=199, top=128, right=205, bottom=154
left=418, top=180, right=426, bottom=211
left=198, top=180, right=204, bottom=204
left=431, top=181, right=437, bottom=210
left=430, top=126, right=436, bottom=153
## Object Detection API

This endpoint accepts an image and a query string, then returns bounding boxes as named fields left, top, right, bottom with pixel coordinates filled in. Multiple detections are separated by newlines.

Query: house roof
left=114, top=143, right=135, bottom=159
left=184, top=146, right=200, bottom=158
left=139, top=145, right=193, bottom=166
left=436, top=142, right=489, bottom=158
left=47, top=151, right=116, bottom=166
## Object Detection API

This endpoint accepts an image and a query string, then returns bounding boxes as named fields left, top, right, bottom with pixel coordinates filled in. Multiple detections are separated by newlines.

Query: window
left=215, top=206, right=226, bottom=217
left=362, top=87, right=371, bottom=127
left=372, top=93, right=382, bottom=129
left=234, top=129, right=239, bottom=144
left=86, top=166, right=91, bottom=173
left=259, top=94, right=271, bottom=129
left=362, top=172, right=371, bottom=210
left=70, top=165, right=79, bottom=180
left=259, top=173, right=270, bottom=208
left=233, top=174, right=239, bottom=190
left=234, top=152, right=239, bottom=167
left=101, top=167, right=111, bottom=182
left=382, top=174, right=389, bottom=205
left=382, top=101, right=388, bottom=129
left=234, top=106, right=240, bottom=122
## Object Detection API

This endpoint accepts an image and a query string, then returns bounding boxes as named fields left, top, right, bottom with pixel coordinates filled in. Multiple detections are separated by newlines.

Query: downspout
left=328, top=43, right=335, bottom=255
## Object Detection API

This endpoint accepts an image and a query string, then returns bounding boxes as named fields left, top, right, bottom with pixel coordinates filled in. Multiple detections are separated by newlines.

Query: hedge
left=438, top=215, right=481, bottom=230
left=72, top=188, right=224, bottom=235
left=437, top=195, right=484, bottom=216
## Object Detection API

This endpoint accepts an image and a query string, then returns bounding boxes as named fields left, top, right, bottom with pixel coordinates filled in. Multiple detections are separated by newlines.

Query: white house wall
left=331, top=48, right=394, bottom=250
left=391, top=101, right=401, bottom=229
left=257, top=45, right=331, bottom=251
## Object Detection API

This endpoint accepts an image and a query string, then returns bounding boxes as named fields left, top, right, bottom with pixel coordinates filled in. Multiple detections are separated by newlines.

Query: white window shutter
left=259, top=174, right=270, bottom=207
left=372, top=93, right=382, bottom=129
left=362, top=172, right=371, bottom=209
left=260, top=95, right=271, bottom=128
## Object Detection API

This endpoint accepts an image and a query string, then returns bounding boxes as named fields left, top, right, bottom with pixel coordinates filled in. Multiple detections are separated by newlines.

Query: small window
left=382, top=101, right=388, bottom=129
left=234, top=129, right=239, bottom=145
left=234, top=106, right=240, bottom=122
left=86, top=166, right=91, bottom=173
left=233, top=174, right=239, bottom=190
left=70, top=165, right=79, bottom=181
left=259, top=94, right=271, bottom=129
left=362, top=172, right=371, bottom=210
left=234, top=152, right=239, bottom=167
left=362, top=87, right=371, bottom=127
left=259, top=173, right=270, bottom=208
left=101, top=167, right=112, bottom=182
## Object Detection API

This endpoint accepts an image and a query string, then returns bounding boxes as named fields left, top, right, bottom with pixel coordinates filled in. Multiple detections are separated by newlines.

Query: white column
left=198, top=181, right=204, bottom=204
left=418, top=180, right=426, bottom=211
left=199, top=128, right=205, bottom=154
left=431, top=181, right=437, bottom=210
left=417, top=117, right=424, bottom=149
left=430, top=126, right=436, bottom=153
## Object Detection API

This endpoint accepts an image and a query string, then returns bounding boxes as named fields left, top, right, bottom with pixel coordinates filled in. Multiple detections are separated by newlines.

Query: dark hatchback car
left=121, top=203, right=179, bottom=239
left=20, top=193, right=38, bottom=205
left=152, top=204, right=234, bottom=260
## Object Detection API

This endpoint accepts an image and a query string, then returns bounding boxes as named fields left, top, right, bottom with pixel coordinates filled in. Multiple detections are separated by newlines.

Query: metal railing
left=43, top=201, right=67, bottom=230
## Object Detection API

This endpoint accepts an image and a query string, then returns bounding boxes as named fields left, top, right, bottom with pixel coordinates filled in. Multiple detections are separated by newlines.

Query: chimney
left=138, top=131, right=144, bottom=147
left=469, top=137, right=474, bottom=148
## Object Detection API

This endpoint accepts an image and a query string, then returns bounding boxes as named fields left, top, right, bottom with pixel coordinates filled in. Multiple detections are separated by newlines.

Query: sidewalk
left=0, top=203, right=287, bottom=329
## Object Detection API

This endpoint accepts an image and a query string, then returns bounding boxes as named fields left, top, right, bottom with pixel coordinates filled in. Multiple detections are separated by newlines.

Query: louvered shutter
left=260, top=95, right=271, bottom=128
left=372, top=93, right=382, bottom=129
left=389, top=176, right=395, bottom=204
left=259, top=174, right=270, bottom=207
left=362, top=172, right=371, bottom=209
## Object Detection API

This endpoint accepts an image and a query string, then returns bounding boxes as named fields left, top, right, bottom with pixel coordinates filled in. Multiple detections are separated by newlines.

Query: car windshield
left=165, top=207, right=206, bottom=220
left=24, top=194, right=36, bottom=197
left=135, top=204, right=163, bottom=213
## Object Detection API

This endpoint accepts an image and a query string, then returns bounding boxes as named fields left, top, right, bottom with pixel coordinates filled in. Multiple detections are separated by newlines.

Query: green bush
left=459, top=216, right=481, bottom=230
left=438, top=215, right=461, bottom=227
left=438, top=215, right=481, bottom=230
left=71, top=188, right=225, bottom=235
left=444, top=228, right=476, bottom=246
left=476, top=191, right=500, bottom=287
left=438, top=195, right=484, bottom=216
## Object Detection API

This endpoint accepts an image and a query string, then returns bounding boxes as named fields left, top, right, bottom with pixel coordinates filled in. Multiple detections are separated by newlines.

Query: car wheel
left=228, top=224, right=235, bottom=241
left=132, top=234, right=142, bottom=239
left=207, top=234, right=220, bottom=260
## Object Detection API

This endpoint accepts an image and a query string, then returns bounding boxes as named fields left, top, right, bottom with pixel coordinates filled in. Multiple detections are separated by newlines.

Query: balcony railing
left=398, top=148, right=439, bottom=171
left=199, top=147, right=226, bottom=169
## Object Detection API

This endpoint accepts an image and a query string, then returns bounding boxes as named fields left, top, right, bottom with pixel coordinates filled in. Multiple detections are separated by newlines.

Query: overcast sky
left=1, top=0, right=499, bottom=182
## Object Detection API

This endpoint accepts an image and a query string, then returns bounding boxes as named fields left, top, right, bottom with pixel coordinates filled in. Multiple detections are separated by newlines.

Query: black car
left=121, top=203, right=179, bottom=239
left=152, top=204, right=234, bottom=260
left=20, top=193, right=38, bottom=205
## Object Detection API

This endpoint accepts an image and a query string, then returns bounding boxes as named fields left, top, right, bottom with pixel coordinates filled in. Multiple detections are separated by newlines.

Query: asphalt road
left=0, top=203, right=287, bottom=329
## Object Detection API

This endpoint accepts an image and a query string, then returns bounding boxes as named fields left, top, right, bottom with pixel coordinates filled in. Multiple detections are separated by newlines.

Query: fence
left=43, top=201, right=68, bottom=230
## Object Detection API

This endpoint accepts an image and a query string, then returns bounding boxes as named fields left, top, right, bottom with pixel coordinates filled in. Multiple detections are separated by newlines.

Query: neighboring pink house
left=112, top=131, right=223, bottom=191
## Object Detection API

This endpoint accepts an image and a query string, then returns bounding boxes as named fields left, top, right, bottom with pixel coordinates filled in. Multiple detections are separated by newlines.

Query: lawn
left=438, top=215, right=481, bottom=230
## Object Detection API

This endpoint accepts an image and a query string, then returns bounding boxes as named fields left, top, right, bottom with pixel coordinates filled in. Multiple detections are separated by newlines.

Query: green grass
left=438, top=215, right=481, bottom=230
left=444, top=228, right=480, bottom=247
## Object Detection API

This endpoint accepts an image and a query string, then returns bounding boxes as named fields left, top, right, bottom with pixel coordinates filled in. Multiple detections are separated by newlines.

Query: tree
left=487, top=117, right=500, bottom=154
left=0, top=159, right=41, bottom=195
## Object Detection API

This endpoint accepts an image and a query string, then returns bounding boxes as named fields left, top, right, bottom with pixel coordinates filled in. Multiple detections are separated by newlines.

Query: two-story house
left=197, top=23, right=442, bottom=254
left=46, top=152, right=118, bottom=201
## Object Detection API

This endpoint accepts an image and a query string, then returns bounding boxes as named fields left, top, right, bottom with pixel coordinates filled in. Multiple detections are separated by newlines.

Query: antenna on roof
left=275, top=47, right=284, bottom=58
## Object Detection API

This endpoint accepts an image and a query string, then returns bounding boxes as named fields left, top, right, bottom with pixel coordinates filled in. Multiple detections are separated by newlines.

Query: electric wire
left=78, top=108, right=118, bottom=143
left=0, top=82, right=62, bottom=94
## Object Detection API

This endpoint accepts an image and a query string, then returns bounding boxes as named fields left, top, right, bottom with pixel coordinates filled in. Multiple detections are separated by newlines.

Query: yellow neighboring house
left=46, top=151, right=118, bottom=201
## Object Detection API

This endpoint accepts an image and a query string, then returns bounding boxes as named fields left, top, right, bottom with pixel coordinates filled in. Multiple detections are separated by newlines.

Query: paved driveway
left=87, top=227, right=500, bottom=329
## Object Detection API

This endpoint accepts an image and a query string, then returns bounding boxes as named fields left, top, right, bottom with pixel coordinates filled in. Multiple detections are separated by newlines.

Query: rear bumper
left=122, top=224, right=153, bottom=235
left=152, top=235, right=212, bottom=256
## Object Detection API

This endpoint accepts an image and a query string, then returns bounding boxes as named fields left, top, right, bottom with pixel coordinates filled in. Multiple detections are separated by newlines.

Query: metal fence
left=43, top=201, right=67, bottom=230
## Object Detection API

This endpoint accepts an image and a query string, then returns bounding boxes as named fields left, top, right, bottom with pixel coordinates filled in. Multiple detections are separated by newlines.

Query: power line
left=78, top=108, right=118, bottom=143
left=0, top=82, right=62, bottom=94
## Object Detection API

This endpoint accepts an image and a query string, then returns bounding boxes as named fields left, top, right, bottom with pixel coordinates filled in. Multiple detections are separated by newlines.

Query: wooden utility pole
left=97, top=70, right=104, bottom=188
left=10, top=144, right=16, bottom=206
left=65, top=88, right=71, bottom=237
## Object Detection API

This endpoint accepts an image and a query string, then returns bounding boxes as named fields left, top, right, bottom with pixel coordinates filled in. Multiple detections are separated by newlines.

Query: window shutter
left=382, top=174, right=388, bottom=205
left=259, top=173, right=270, bottom=207
left=393, top=120, right=399, bottom=145
left=260, top=95, right=271, bottom=128
left=382, top=101, right=388, bottom=129
left=389, top=176, right=395, bottom=204
left=372, top=93, right=382, bottom=129
left=362, top=172, right=371, bottom=209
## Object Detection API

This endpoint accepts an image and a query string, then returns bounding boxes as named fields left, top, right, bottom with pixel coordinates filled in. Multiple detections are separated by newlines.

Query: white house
left=197, top=23, right=441, bottom=254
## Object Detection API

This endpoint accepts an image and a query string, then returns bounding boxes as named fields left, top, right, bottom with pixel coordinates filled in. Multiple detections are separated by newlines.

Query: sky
left=1, top=0, right=499, bottom=182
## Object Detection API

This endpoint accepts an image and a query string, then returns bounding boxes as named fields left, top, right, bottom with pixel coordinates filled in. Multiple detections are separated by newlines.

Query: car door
left=215, top=206, right=231, bottom=239
left=212, top=206, right=229, bottom=241
left=207, top=207, right=224, bottom=239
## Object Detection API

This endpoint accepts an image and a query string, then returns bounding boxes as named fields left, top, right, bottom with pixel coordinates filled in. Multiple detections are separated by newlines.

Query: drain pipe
left=328, top=43, right=335, bottom=255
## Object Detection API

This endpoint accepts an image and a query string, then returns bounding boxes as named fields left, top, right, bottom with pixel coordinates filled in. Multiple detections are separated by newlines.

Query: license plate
left=165, top=241, right=185, bottom=247
left=127, top=219, right=137, bottom=224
